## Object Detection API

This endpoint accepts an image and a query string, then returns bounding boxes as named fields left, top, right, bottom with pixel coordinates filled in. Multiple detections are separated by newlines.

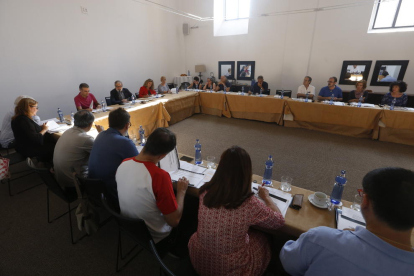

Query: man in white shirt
left=53, top=110, right=104, bottom=189
left=116, top=128, right=189, bottom=245
left=297, top=76, right=315, bottom=100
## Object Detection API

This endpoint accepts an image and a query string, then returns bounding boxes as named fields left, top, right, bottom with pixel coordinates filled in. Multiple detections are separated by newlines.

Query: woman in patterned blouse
left=381, top=81, right=408, bottom=107
left=188, top=146, right=285, bottom=276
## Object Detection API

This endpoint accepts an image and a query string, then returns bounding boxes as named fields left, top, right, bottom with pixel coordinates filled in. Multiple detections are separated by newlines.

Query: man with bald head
left=110, top=80, right=133, bottom=105
left=215, top=76, right=231, bottom=92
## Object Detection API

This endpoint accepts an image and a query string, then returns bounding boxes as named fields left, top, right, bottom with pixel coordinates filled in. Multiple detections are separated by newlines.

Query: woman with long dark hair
left=188, top=146, right=284, bottom=276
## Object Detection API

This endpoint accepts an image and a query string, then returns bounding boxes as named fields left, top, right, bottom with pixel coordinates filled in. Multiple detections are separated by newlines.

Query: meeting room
left=1, top=0, right=414, bottom=275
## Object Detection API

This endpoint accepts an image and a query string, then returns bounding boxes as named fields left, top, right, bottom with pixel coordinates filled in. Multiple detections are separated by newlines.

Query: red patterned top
left=189, top=191, right=285, bottom=276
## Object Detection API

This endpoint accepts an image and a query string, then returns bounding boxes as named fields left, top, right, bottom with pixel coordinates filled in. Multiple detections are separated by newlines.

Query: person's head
left=228, top=68, right=231, bottom=73
left=345, top=73, right=352, bottom=80
left=142, top=128, right=176, bottom=160
left=382, top=71, right=389, bottom=77
left=108, top=108, right=131, bottom=135
left=355, top=80, right=367, bottom=91
left=257, top=75, right=264, bottom=85
left=220, top=75, right=227, bottom=82
left=74, top=110, right=95, bottom=131
left=361, top=167, right=414, bottom=231
left=14, top=95, right=34, bottom=106
left=328, top=77, right=337, bottom=88
left=193, top=76, right=200, bottom=83
left=13, top=98, right=38, bottom=120
left=206, top=78, right=212, bottom=84
left=114, top=80, right=123, bottom=90
left=79, top=83, right=90, bottom=97
left=353, top=65, right=357, bottom=69
left=303, top=76, right=312, bottom=86
left=199, top=146, right=253, bottom=209
left=389, top=81, right=407, bottom=93
left=143, top=79, right=154, bottom=90
left=160, top=76, right=166, bottom=83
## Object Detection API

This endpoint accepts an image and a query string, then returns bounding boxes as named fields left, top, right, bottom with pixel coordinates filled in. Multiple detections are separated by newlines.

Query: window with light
left=369, top=0, right=414, bottom=33
left=225, top=0, right=251, bottom=20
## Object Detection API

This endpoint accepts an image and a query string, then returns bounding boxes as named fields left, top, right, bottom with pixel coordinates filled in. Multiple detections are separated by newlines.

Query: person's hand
left=248, top=91, right=252, bottom=95
left=122, top=99, right=128, bottom=103
left=41, top=123, right=49, bottom=131
left=87, top=108, right=93, bottom=112
left=177, top=177, right=189, bottom=194
left=258, top=83, right=263, bottom=88
left=343, top=228, right=355, bottom=231
left=96, top=105, right=102, bottom=109
left=333, top=97, right=338, bottom=101
left=95, top=124, right=104, bottom=133
left=258, top=186, right=270, bottom=200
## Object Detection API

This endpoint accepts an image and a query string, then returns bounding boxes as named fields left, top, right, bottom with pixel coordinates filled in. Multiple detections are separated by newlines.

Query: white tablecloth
left=173, top=76, right=193, bottom=88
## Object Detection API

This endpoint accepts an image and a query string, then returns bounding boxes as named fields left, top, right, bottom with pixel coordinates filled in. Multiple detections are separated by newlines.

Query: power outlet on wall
left=81, top=6, right=88, bottom=14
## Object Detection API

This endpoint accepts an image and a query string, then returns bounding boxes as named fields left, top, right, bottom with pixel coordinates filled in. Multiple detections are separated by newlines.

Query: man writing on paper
left=117, top=128, right=194, bottom=256
left=74, top=83, right=101, bottom=111
left=280, top=167, right=414, bottom=275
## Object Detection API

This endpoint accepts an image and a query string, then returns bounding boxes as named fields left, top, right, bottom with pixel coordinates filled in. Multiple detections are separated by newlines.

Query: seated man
left=116, top=128, right=189, bottom=244
left=110, top=80, right=132, bottom=105
left=53, top=110, right=104, bottom=190
left=249, top=75, right=269, bottom=94
left=188, top=76, right=201, bottom=89
left=297, top=76, right=315, bottom=99
left=380, top=71, right=397, bottom=82
left=215, top=76, right=231, bottom=92
left=280, top=167, right=414, bottom=276
left=317, top=76, right=343, bottom=102
left=88, top=108, right=138, bottom=202
left=74, top=83, right=101, bottom=111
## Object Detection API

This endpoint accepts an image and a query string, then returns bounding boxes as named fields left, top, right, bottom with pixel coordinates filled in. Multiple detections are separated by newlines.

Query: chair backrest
left=101, top=194, right=154, bottom=252
left=26, top=158, right=70, bottom=202
left=276, top=90, right=292, bottom=97
left=149, top=240, right=176, bottom=276
left=167, top=83, right=175, bottom=89
left=75, top=174, right=106, bottom=207
left=105, top=97, right=112, bottom=106
left=180, top=82, right=190, bottom=89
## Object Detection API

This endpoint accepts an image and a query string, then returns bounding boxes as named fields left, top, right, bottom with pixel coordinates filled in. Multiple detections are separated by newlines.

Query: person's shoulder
left=336, top=86, right=343, bottom=91
left=304, top=226, right=351, bottom=245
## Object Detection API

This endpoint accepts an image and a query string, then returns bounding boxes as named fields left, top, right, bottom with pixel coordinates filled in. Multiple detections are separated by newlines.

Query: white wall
left=0, top=0, right=185, bottom=120
left=181, top=0, right=414, bottom=95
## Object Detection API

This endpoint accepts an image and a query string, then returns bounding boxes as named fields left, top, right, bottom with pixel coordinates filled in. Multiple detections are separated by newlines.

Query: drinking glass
left=351, top=194, right=362, bottom=211
left=280, top=176, right=292, bottom=192
left=206, top=156, right=216, bottom=169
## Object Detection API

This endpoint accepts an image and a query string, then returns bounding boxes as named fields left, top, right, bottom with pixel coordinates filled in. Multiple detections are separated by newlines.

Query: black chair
left=150, top=240, right=175, bottom=276
left=26, top=158, right=85, bottom=244
left=105, top=97, right=113, bottom=106
left=100, top=194, right=172, bottom=273
left=180, top=82, right=191, bottom=90
left=276, top=90, right=292, bottom=98
left=0, top=148, right=38, bottom=196
left=167, top=83, right=175, bottom=89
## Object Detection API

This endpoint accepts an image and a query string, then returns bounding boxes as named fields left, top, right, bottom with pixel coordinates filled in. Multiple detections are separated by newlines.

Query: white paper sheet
left=251, top=183, right=293, bottom=217
left=179, top=161, right=206, bottom=174
left=337, top=207, right=366, bottom=230
left=89, top=101, right=94, bottom=109
left=169, top=170, right=205, bottom=187
left=38, top=119, right=65, bottom=133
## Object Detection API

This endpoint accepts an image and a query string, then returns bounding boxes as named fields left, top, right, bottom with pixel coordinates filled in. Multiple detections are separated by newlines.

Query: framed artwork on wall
left=218, top=61, right=235, bottom=80
left=370, top=60, right=409, bottom=86
left=237, top=61, right=255, bottom=80
left=339, top=60, right=372, bottom=85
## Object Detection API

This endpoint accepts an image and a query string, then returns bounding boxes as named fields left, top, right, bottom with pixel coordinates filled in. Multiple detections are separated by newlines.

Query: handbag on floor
left=0, top=156, right=11, bottom=180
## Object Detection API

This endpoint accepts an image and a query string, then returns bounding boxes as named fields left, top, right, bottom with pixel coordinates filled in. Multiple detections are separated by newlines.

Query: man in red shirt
left=74, top=83, right=101, bottom=111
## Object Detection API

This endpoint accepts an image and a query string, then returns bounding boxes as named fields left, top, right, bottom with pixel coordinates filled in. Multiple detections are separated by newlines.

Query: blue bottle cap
left=341, top=170, right=346, bottom=174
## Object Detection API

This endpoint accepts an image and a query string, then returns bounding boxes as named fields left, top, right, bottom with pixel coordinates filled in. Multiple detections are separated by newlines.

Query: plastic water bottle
left=210, top=86, right=213, bottom=93
left=57, top=108, right=64, bottom=123
left=131, top=94, right=136, bottom=104
left=329, top=93, right=334, bottom=105
left=139, top=125, right=145, bottom=146
left=305, top=92, right=309, bottom=103
left=357, top=95, right=363, bottom=108
left=70, top=111, right=75, bottom=125
left=241, top=86, right=245, bottom=96
left=280, top=90, right=284, bottom=99
left=390, top=97, right=396, bottom=110
left=185, top=83, right=188, bottom=91
left=194, top=139, right=202, bottom=165
left=176, top=86, right=179, bottom=93
left=101, top=100, right=106, bottom=112
left=262, top=155, right=274, bottom=186
left=328, top=170, right=347, bottom=210
left=260, top=88, right=263, bottom=97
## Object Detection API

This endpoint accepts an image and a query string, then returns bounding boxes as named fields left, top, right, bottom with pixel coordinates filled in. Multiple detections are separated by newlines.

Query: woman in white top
left=157, top=76, right=171, bottom=94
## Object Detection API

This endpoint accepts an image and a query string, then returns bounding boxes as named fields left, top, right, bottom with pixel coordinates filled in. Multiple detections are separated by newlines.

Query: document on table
left=336, top=207, right=366, bottom=230
left=179, top=161, right=206, bottom=174
left=39, top=119, right=70, bottom=133
left=169, top=161, right=213, bottom=188
left=251, top=183, right=293, bottom=218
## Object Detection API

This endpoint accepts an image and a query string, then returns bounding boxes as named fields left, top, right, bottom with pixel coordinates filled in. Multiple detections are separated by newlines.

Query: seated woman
left=11, top=98, right=55, bottom=163
left=188, top=76, right=201, bottom=89
left=348, top=80, right=369, bottom=103
left=189, top=146, right=285, bottom=276
left=381, top=81, right=408, bottom=107
left=138, top=79, right=156, bottom=98
left=203, top=78, right=216, bottom=91
left=157, top=76, right=171, bottom=94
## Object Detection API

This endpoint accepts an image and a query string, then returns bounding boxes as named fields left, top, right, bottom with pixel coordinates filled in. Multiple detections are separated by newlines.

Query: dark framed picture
left=218, top=61, right=235, bottom=80
left=237, top=61, right=255, bottom=80
left=370, top=60, right=409, bottom=86
left=339, top=61, right=372, bottom=85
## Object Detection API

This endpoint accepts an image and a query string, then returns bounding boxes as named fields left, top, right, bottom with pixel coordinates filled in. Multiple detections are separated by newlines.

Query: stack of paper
left=336, top=207, right=366, bottom=230
left=169, top=161, right=216, bottom=188
left=251, top=183, right=293, bottom=217
left=38, top=119, right=70, bottom=134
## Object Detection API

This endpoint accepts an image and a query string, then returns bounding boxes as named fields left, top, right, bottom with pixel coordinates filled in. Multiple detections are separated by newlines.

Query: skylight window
left=225, top=0, right=251, bottom=20
left=369, top=0, right=414, bottom=33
